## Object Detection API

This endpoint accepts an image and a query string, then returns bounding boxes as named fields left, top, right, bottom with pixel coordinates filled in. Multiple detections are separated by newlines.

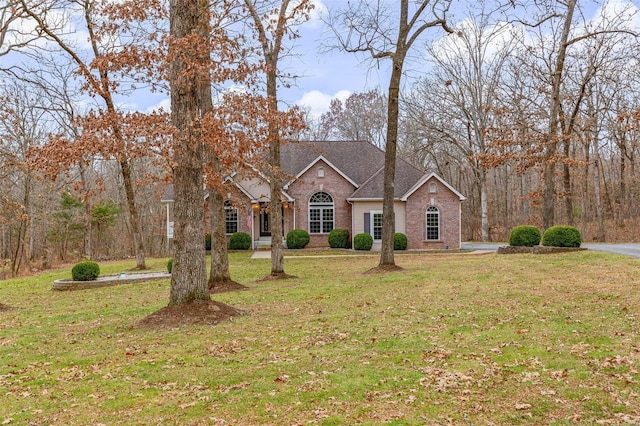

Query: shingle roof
left=281, top=141, right=426, bottom=199
left=280, top=140, right=387, bottom=186
left=161, top=141, right=431, bottom=202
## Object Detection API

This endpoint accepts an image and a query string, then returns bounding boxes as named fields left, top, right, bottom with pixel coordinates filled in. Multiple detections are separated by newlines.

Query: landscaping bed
left=497, top=245, right=587, bottom=254
left=52, top=271, right=170, bottom=291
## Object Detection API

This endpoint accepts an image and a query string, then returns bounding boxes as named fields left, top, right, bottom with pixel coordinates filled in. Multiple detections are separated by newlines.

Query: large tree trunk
left=543, top=0, right=576, bottom=230
left=593, top=155, right=605, bottom=242
left=267, top=47, right=285, bottom=276
left=379, top=59, right=403, bottom=267
left=563, top=139, right=573, bottom=225
left=120, top=158, right=146, bottom=269
left=208, top=189, right=231, bottom=286
left=168, top=0, right=211, bottom=306
left=268, top=131, right=285, bottom=276
left=480, top=169, right=489, bottom=242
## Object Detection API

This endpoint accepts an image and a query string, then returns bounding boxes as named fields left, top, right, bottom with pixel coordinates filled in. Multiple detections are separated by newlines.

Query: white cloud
left=590, top=0, right=640, bottom=31
left=145, top=98, right=171, bottom=113
left=304, top=0, right=329, bottom=29
left=295, top=89, right=351, bottom=118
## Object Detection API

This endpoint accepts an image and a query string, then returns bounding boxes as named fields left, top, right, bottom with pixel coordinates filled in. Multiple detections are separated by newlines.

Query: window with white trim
left=371, top=210, right=383, bottom=241
left=225, top=201, right=238, bottom=234
left=426, top=206, right=440, bottom=240
left=309, top=192, right=334, bottom=234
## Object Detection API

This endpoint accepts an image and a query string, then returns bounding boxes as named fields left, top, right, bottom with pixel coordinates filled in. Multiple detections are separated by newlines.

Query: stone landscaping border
left=497, top=246, right=587, bottom=255
left=52, top=271, right=171, bottom=291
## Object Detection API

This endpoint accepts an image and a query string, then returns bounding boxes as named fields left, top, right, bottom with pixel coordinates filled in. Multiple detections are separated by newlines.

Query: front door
left=260, top=208, right=271, bottom=237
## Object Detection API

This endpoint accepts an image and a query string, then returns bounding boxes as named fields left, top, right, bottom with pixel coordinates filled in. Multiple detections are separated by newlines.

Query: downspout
left=347, top=199, right=354, bottom=243
left=459, top=201, right=462, bottom=249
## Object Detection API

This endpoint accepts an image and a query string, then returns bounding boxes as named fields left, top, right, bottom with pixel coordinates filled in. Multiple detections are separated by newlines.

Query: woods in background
left=2, top=0, right=640, bottom=278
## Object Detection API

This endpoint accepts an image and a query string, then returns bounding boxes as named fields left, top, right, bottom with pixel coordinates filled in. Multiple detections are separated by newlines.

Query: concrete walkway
left=251, top=251, right=272, bottom=259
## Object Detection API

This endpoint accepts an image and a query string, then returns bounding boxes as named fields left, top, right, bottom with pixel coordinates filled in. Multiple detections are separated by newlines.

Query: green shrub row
left=509, top=225, right=582, bottom=248
left=282, top=229, right=409, bottom=251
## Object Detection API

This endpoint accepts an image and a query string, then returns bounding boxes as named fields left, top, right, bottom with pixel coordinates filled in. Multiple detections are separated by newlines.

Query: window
left=426, top=206, right=440, bottom=240
left=225, top=201, right=238, bottom=234
left=309, top=192, right=334, bottom=234
left=371, top=211, right=383, bottom=241
left=429, top=182, right=437, bottom=193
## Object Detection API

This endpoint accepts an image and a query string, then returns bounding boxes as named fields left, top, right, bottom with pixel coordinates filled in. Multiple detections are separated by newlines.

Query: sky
left=139, top=0, right=393, bottom=118
left=4, top=0, right=640, bottom=120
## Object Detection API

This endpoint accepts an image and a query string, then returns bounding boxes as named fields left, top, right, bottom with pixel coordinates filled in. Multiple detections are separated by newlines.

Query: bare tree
left=244, top=0, right=312, bottom=278
left=404, top=5, right=514, bottom=241
left=327, top=0, right=451, bottom=268
left=314, top=90, right=387, bottom=147
left=16, top=0, right=152, bottom=269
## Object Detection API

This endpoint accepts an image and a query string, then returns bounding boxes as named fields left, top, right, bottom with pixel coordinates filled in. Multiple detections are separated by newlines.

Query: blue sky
left=133, top=0, right=391, bottom=118
left=4, top=0, right=639, bottom=120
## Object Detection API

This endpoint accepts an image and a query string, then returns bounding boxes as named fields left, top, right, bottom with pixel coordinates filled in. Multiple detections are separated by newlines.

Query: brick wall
left=405, top=178, right=462, bottom=250
left=287, top=161, right=356, bottom=248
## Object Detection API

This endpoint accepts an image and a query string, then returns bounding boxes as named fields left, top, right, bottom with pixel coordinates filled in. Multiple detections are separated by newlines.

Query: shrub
left=328, top=228, right=350, bottom=248
left=167, top=258, right=173, bottom=273
left=394, top=233, right=408, bottom=250
left=205, top=233, right=212, bottom=251
left=353, top=233, right=373, bottom=251
left=542, top=225, right=582, bottom=248
left=71, top=261, right=100, bottom=281
left=509, top=225, right=541, bottom=247
left=286, top=229, right=310, bottom=249
left=229, top=232, right=252, bottom=250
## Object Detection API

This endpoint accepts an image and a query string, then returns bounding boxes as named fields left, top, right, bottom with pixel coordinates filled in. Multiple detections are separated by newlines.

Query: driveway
left=462, top=242, right=640, bottom=258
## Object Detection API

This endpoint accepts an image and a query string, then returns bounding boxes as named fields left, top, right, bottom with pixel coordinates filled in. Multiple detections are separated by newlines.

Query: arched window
left=309, top=192, right=334, bottom=234
left=224, top=201, right=238, bottom=234
left=426, top=206, right=440, bottom=240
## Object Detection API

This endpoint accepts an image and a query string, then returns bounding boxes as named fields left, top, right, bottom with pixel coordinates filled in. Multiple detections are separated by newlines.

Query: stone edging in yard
left=497, top=246, right=587, bottom=255
left=52, top=271, right=171, bottom=291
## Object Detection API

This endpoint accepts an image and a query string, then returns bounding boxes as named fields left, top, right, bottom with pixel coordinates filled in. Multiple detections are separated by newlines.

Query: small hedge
left=328, top=228, right=350, bottom=248
left=542, top=225, right=582, bottom=248
left=71, top=261, right=100, bottom=281
left=394, top=233, right=408, bottom=250
left=167, top=258, right=173, bottom=273
left=353, top=233, right=373, bottom=251
left=229, top=232, right=252, bottom=250
left=286, top=229, right=310, bottom=249
left=509, top=225, right=541, bottom=247
left=205, top=233, right=212, bottom=251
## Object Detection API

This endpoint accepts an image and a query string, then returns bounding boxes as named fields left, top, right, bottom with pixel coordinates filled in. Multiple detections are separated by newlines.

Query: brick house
left=162, top=141, right=466, bottom=250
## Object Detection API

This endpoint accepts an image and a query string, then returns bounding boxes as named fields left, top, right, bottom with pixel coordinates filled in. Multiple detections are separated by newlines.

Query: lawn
left=1, top=251, right=639, bottom=425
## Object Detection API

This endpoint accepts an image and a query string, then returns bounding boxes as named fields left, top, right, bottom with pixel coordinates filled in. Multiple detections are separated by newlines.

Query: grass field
left=1, top=250, right=639, bottom=425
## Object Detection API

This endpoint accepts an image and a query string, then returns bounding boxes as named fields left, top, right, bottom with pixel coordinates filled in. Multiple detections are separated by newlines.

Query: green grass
left=1, top=251, right=640, bottom=425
